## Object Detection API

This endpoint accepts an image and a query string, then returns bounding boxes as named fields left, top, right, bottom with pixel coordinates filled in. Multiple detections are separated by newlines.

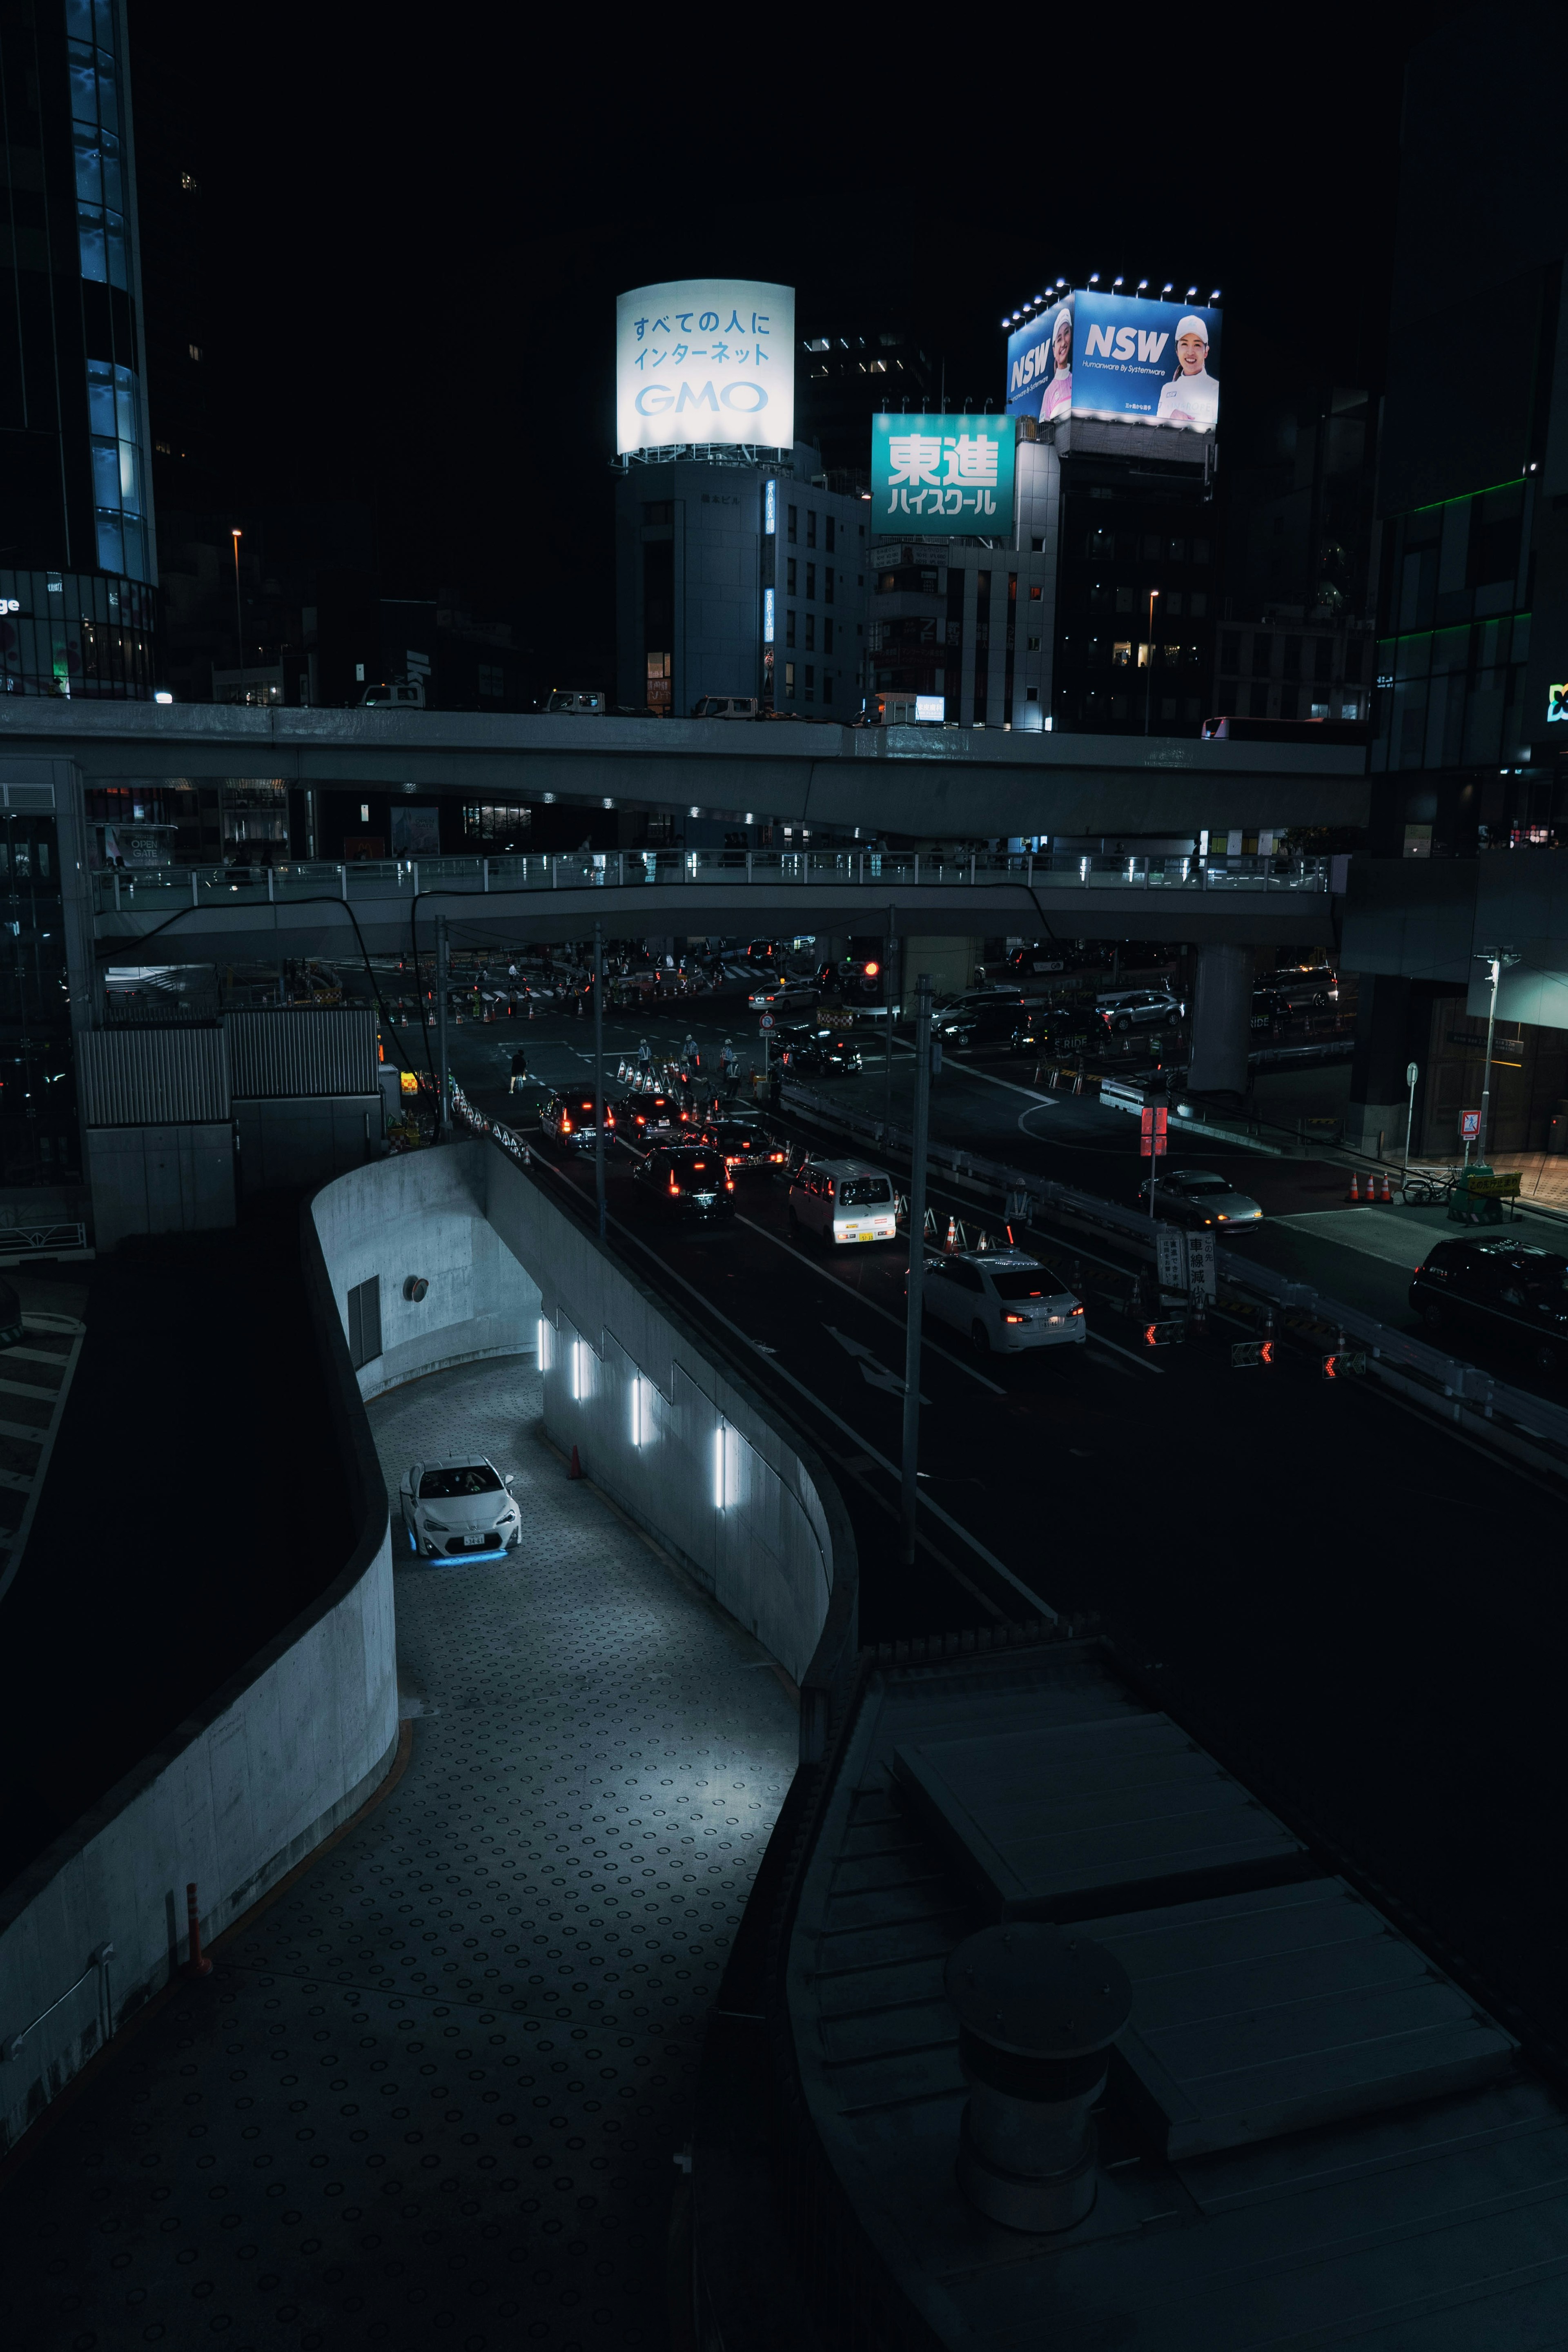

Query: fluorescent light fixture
left=630, top=1374, right=654, bottom=1448
left=713, top=1424, right=727, bottom=1508
left=570, top=1339, right=588, bottom=1402
left=537, top=1316, right=550, bottom=1369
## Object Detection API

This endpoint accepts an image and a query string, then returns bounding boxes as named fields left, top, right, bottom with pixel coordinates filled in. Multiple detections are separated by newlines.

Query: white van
left=359, top=677, right=425, bottom=710
left=546, top=688, right=605, bottom=715
left=691, top=695, right=760, bottom=720
left=787, top=1157, right=898, bottom=1248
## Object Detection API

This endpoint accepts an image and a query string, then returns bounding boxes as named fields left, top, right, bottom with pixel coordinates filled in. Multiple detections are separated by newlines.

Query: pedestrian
left=719, top=1038, right=737, bottom=1098
left=683, top=1030, right=699, bottom=1069
left=509, top=1045, right=529, bottom=1094
left=637, top=1037, right=652, bottom=1074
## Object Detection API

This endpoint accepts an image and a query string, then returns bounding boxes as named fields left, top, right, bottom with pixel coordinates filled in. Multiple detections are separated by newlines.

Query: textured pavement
left=0, top=1355, right=798, bottom=2352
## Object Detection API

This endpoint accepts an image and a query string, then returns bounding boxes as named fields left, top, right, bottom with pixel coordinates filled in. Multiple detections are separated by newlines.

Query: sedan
left=540, top=1089, right=614, bottom=1149
left=630, top=1145, right=736, bottom=1222
left=697, top=1118, right=787, bottom=1174
left=1149, top=1167, right=1263, bottom=1230
left=938, top=994, right=1034, bottom=1049
left=780, top=1029, right=863, bottom=1077
left=608, top=1090, right=691, bottom=1151
left=917, top=1250, right=1086, bottom=1354
left=748, top=981, right=817, bottom=1011
left=400, top=1456, right=520, bottom=1561
left=1009, top=1004, right=1097, bottom=1055
left=1410, top=1237, right=1568, bottom=1374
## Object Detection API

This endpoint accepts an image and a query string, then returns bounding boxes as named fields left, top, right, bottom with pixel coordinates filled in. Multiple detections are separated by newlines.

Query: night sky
left=127, top=5, right=1458, bottom=657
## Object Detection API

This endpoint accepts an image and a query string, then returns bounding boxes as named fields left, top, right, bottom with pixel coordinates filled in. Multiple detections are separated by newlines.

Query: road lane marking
left=601, top=1207, right=1056, bottom=1620
left=733, top=1214, right=1004, bottom=1393
left=824, top=1324, right=929, bottom=1402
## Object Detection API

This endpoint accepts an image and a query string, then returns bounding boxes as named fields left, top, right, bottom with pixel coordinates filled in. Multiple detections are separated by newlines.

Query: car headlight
left=423, top=1516, right=449, bottom=1531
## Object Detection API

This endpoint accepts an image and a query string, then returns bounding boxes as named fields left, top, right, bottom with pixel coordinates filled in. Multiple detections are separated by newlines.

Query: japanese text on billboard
left=869, top=414, right=1016, bottom=537
left=616, top=279, right=795, bottom=455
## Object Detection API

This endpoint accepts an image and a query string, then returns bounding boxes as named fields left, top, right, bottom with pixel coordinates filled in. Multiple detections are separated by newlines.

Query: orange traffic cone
left=568, top=1444, right=583, bottom=1480
left=945, top=1216, right=958, bottom=1250
left=1347, top=1171, right=1361, bottom=1203
left=1378, top=1169, right=1393, bottom=1203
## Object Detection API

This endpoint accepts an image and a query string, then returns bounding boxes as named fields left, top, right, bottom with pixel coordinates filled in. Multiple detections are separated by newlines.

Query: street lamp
left=1143, top=589, right=1160, bottom=735
left=230, top=529, right=244, bottom=699
left=1473, top=947, right=1519, bottom=1160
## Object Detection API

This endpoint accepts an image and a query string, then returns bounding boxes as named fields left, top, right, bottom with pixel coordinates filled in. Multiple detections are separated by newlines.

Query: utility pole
left=435, top=915, right=450, bottom=1140
left=1143, top=588, right=1159, bottom=735
left=230, top=529, right=245, bottom=697
left=883, top=902, right=895, bottom=1136
left=901, top=973, right=933, bottom=1564
left=593, top=918, right=607, bottom=1239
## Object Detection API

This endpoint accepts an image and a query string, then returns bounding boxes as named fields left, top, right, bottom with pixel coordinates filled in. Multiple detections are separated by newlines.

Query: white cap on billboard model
left=1175, top=314, right=1209, bottom=340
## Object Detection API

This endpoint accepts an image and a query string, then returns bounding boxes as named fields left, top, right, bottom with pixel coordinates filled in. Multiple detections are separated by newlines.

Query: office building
left=0, top=0, right=157, bottom=699
left=614, top=444, right=870, bottom=721
left=798, top=325, right=938, bottom=479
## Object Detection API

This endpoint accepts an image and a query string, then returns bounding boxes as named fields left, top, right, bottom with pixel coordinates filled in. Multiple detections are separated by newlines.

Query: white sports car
left=400, top=1455, right=521, bottom=1560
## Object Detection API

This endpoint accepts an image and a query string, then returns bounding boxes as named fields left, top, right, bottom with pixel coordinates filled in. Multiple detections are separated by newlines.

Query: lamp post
left=1404, top=1059, right=1419, bottom=1175
left=901, top=973, right=933, bottom=1565
left=1474, top=947, right=1519, bottom=1160
left=1143, top=589, right=1160, bottom=735
left=593, top=919, right=606, bottom=1240
left=230, top=529, right=244, bottom=698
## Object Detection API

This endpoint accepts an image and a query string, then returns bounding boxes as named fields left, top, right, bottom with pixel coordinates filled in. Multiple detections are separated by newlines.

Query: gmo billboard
left=869, top=414, right=1016, bottom=537
left=616, top=279, right=795, bottom=455
left=1006, top=290, right=1221, bottom=435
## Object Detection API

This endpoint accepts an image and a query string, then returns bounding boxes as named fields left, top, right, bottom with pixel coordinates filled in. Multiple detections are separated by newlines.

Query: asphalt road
left=398, top=992, right=1568, bottom=2060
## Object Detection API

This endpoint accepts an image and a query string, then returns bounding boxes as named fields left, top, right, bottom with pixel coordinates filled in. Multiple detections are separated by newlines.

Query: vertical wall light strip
left=537, top=1317, right=550, bottom=1371
left=713, top=1424, right=727, bottom=1509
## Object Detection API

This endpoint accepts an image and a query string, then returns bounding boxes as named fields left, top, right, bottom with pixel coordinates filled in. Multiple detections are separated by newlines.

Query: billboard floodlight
left=1136, top=278, right=1149, bottom=292
left=1088, top=272, right=1100, bottom=285
left=1112, top=275, right=1124, bottom=289
left=1160, top=283, right=1173, bottom=297
left=1209, top=288, right=1221, bottom=302
left=1185, top=285, right=1198, bottom=300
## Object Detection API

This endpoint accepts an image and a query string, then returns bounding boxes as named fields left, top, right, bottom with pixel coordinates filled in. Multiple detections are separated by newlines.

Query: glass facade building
left=0, top=0, right=157, bottom=692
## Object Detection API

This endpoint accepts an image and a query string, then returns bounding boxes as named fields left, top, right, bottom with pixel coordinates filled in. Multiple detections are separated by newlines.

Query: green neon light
left=1407, top=478, right=1527, bottom=516
left=1375, top=610, right=1530, bottom=650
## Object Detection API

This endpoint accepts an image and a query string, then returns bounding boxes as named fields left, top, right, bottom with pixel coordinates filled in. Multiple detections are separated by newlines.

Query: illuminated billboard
left=615, top=279, right=795, bottom=455
left=869, top=414, right=1016, bottom=537
left=1005, top=290, right=1221, bottom=435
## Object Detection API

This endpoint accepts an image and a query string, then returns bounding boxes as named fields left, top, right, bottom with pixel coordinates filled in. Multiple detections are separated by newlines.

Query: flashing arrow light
left=1231, top=1339, right=1275, bottom=1368
left=1321, top=1350, right=1367, bottom=1380
left=1142, top=1319, right=1185, bottom=1348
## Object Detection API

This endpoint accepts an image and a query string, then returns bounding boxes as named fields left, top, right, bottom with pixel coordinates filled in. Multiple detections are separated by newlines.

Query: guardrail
left=91, top=848, right=1328, bottom=916
left=776, top=1080, right=1568, bottom=1481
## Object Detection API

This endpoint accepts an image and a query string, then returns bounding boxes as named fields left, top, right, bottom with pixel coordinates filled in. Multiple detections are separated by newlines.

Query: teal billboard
left=869, top=414, right=1016, bottom=537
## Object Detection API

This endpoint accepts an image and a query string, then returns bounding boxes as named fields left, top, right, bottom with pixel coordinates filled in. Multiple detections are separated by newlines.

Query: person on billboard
left=1038, top=305, right=1074, bottom=423
left=1155, top=316, right=1219, bottom=431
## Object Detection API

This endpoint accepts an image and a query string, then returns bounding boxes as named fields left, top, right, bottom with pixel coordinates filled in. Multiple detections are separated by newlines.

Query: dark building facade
left=0, top=0, right=157, bottom=698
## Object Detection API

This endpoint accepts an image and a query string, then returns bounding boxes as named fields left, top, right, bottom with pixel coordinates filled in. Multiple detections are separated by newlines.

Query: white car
left=919, top=1249, right=1086, bottom=1354
left=400, top=1455, right=521, bottom=1560
left=788, top=1157, right=899, bottom=1247
left=748, top=981, right=817, bottom=1011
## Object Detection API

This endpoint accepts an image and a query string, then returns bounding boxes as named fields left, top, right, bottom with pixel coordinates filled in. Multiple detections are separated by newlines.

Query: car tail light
left=561, top=1115, right=572, bottom=1132
left=771, top=1151, right=784, bottom=1161
left=1003, top=1313, right=1026, bottom=1324
left=1071, top=1305, right=1085, bottom=1316
left=726, top=1177, right=734, bottom=1191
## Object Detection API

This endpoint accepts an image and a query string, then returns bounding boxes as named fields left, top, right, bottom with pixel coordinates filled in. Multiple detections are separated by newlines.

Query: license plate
left=842, top=1226, right=872, bottom=1241
left=461, top=1535, right=488, bottom=1548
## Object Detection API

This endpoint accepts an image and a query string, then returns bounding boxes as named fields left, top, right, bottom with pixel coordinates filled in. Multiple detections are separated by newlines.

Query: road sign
left=1142, top=1319, right=1185, bottom=1348
left=1231, top=1339, right=1275, bottom=1369
left=757, top=1013, right=775, bottom=1030
left=1156, top=1229, right=1185, bottom=1292
left=1460, top=1109, right=1480, bottom=1140
left=1321, top=1350, right=1368, bottom=1379
left=1465, top=1169, right=1521, bottom=1197
left=1188, top=1229, right=1216, bottom=1301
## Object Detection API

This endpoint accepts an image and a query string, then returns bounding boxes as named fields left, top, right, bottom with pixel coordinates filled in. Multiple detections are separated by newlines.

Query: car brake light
left=561, top=1116, right=572, bottom=1132
left=1071, top=1305, right=1084, bottom=1316
left=1003, top=1313, right=1026, bottom=1324
left=726, top=1178, right=734, bottom=1191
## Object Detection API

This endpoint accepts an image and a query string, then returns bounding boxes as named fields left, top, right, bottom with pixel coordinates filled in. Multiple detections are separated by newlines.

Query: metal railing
left=91, top=848, right=1328, bottom=916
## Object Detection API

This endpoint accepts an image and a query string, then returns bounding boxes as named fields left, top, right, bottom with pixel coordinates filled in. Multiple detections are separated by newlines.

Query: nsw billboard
left=1006, top=294, right=1074, bottom=424
left=1071, top=292, right=1221, bottom=432
left=616, top=279, right=795, bottom=455
left=869, top=414, right=1016, bottom=537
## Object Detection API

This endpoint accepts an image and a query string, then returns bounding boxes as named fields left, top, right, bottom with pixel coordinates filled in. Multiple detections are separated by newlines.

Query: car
left=1270, top=966, right=1337, bottom=1014
left=748, top=980, right=817, bottom=1011
left=400, top=1456, right=521, bottom=1560
left=1148, top=1166, right=1263, bottom=1230
left=933, top=985, right=1031, bottom=1025
left=1409, top=1238, right=1568, bottom=1373
left=545, top=688, right=605, bottom=714
left=938, top=993, right=1034, bottom=1049
left=917, top=1249, right=1086, bottom=1354
left=787, top=1157, right=898, bottom=1247
left=1002, top=944, right=1071, bottom=978
left=780, top=1027, right=863, bottom=1077
left=1096, top=987, right=1184, bottom=1034
left=608, top=1090, right=691, bottom=1150
left=630, top=1144, right=736, bottom=1222
left=1009, top=1002, right=1098, bottom=1054
left=691, top=694, right=760, bottom=719
left=540, top=1088, right=614, bottom=1149
left=697, top=1118, right=786, bottom=1173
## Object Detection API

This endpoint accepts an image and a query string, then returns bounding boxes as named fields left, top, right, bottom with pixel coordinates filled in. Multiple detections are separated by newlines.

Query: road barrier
left=776, top=1079, right=1568, bottom=1483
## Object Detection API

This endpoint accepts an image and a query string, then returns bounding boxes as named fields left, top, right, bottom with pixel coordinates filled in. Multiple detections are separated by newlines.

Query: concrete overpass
left=89, top=849, right=1337, bottom=964
left=0, top=702, right=1369, bottom=840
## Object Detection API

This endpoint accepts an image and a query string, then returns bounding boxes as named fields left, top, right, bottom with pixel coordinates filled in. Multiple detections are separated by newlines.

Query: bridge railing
left=91, top=847, right=1328, bottom=915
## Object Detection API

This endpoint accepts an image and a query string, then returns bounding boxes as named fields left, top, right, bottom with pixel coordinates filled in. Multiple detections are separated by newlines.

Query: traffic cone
left=1073, top=1068, right=1084, bottom=1096
left=1378, top=1169, right=1393, bottom=1203
left=1346, top=1171, right=1361, bottom=1203
left=568, top=1444, right=583, bottom=1480
left=945, top=1216, right=958, bottom=1250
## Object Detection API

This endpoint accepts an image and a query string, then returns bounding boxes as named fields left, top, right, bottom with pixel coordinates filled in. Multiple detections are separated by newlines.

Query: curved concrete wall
left=312, top=1143, right=539, bottom=1399
left=0, top=1211, right=397, bottom=2158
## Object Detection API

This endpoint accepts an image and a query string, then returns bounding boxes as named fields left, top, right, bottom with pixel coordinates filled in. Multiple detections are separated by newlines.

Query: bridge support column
left=1345, top=973, right=1417, bottom=1158
left=1187, top=942, right=1253, bottom=1098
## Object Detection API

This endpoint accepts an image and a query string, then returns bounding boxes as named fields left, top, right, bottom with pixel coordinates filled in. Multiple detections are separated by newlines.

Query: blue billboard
left=1004, top=290, right=1221, bottom=436
left=1072, top=292, right=1221, bottom=433
left=1006, top=295, right=1074, bottom=424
